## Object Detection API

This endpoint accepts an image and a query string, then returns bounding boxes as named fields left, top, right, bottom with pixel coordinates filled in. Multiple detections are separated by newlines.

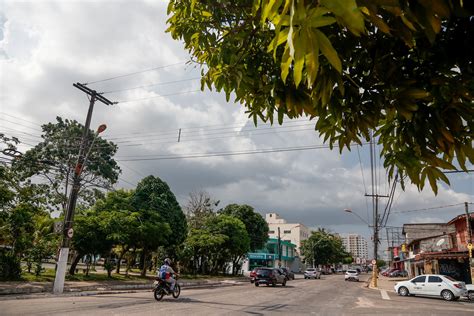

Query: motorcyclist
left=158, top=258, right=177, bottom=292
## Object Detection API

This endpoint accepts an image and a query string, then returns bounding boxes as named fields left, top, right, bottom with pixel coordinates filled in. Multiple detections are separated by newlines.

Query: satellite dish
left=436, top=238, right=445, bottom=247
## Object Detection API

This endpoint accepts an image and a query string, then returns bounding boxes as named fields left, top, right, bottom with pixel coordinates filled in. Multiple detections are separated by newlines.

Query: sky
left=1, top=0, right=473, bottom=257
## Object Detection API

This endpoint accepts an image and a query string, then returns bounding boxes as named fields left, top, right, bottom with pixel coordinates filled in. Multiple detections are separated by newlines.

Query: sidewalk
left=0, top=277, right=249, bottom=297
left=366, top=275, right=409, bottom=292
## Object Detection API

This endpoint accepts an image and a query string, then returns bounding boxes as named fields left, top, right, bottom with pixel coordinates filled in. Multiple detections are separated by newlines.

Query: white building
left=265, top=213, right=310, bottom=256
left=340, top=234, right=368, bottom=261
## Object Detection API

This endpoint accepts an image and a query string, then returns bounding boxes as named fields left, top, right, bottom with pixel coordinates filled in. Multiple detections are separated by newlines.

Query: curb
left=0, top=280, right=245, bottom=300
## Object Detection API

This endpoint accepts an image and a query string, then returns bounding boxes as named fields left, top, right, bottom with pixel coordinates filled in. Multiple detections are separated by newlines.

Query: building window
left=269, top=230, right=275, bottom=234
left=284, top=230, right=291, bottom=234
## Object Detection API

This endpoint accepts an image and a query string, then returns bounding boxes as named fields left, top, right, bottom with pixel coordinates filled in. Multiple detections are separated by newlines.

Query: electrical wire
left=99, top=77, right=201, bottom=94
left=115, top=144, right=337, bottom=162
left=83, top=61, right=187, bottom=85
left=392, top=203, right=466, bottom=214
left=116, top=89, right=201, bottom=104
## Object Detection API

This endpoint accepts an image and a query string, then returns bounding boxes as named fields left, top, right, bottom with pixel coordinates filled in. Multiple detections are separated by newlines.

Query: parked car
left=345, top=269, right=359, bottom=282
left=304, top=268, right=321, bottom=279
left=382, top=268, right=398, bottom=277
left=388, top=269, right=401, bottom=277
left=254, top=268, right=287, bottom=287
left=280, top=267, right=295, bottom=280
left=249, top=267, right=259, bottom=283
left=394, top=274, right=468, bottom=301
left=394, top=270, right=408, bottom=278
left=466, top=284, right=474, bottom=301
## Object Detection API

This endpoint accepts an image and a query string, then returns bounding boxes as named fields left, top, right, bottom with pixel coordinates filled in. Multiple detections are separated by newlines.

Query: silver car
left=345, top=269, right=359, bottom=281
left=304, top=268, right=321, bottom=279
left=394, top=274, right=467, bottom=301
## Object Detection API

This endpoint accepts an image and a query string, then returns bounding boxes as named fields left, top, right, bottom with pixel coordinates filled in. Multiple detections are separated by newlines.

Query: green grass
left=19, top=268, right=151, bottom=283
left=15, top=267, right=245, bottom=283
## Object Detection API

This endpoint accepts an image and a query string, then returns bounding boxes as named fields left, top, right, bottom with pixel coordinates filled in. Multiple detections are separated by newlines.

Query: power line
left=0, top=117, right=43, bottom=132
left=116, top=89, right=200, bottom=104
left=105, top=117, right=311, bottom=139
left=109, top=123, right=316, bottom=144
left=116, top=144, right=337, bottom=162
left=0, top=112, right=44, bottom=128
left=392, top=203, right=467, bottom=214
left=83, top=61, right=187, bottom=85
left=100, top=77, right=200, bottom=94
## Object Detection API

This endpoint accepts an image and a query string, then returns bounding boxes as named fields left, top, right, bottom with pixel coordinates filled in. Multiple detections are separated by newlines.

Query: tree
left=219, top=204, right=269, bottom=251
left=167, top=0, right=474, bottom=194
left=133, top=176, right=187, bottom=250
left=301, top=229, right=348, bottom=267
left=69, top=209, right=113, bottom=275
left=184, top=190, right=219, bottom=230
left=210, top=214, right=250, bottom=275
left=12, top=117, right=120, bottom=212
left=132, top=176, right=187, bottom=272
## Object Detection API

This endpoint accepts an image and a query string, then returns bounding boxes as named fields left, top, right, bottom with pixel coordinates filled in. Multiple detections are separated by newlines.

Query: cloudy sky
left=1, top=0, right=472, bottom=255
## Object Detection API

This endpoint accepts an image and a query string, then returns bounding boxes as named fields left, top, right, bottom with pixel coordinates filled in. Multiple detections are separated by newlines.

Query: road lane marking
left=380, top=290, right=390, bottom=300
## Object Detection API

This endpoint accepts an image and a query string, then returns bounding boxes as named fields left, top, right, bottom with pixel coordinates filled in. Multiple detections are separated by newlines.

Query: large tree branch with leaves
left=12, top=117, right=120, bottom=212
left=167, top=0, right=474, bottom=193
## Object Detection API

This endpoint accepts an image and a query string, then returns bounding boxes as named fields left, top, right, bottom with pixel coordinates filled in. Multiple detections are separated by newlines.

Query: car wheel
left=255, top=283, right=259, bottom=287
left=282, top=280, right=287, bottom=287
left=441, top=290, right=454, bottom=301
left=468, top=291, right=474, bottom=301
left=398, top=286, right=409, bottom=297
left=272, top=281, right=276, bottom=287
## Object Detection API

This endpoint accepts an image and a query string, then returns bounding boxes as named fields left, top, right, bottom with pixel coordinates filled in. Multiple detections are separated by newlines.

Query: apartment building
left=340, top=234, right=368, bottom=260
left=265, top=213, right=310, bottom=256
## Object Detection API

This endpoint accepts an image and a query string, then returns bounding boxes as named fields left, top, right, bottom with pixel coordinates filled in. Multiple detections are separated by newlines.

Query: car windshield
left=347, top=270, right=357, bottom=273
left=306, top=268, right=315, bottom=271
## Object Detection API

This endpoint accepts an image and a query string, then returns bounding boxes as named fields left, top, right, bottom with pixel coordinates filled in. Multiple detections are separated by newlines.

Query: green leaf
left=320, top=0, right=365, bottom=36
left=305, top=28, right=320, bottom=87
left=307, top=16, right=336, bottom=28
left=281, top=44, right=292, bottom=82
left=293, top=31, right=306, bottom=87
left=314, top=30, right=341, bottom=73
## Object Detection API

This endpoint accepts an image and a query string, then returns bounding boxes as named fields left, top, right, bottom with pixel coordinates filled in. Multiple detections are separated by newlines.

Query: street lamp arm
left=344, top=209, right=370, bottom=226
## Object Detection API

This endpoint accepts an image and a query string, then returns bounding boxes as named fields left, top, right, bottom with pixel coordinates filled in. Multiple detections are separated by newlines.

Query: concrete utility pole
left=53, top=83, right=115, bottom=294
left=278, top=227, right=282, bottom=268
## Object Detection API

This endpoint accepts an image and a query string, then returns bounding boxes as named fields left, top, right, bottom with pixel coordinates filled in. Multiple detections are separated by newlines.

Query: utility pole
left=465, top=202, right=474, bottom=284
left=278, top=227, right=282, bottom=268
left=365, top=193, right=388, bottom=288
left=53, top=83, right=115, bottom=294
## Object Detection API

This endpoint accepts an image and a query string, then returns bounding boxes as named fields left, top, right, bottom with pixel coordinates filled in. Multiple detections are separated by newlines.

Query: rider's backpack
left=159, top=265, right=169, bottom=279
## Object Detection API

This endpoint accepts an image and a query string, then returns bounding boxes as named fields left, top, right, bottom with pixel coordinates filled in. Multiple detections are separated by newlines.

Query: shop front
left=247, top=253, right=275, bottom=271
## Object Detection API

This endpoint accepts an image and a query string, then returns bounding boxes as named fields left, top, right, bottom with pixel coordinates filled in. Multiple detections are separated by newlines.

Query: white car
left=345, top=270, right=359, bottom=281
left=394, top=274, right=467, bottom=301
left=466, top=284, right=474, bottom=300
left=304, top=268, right=321, bottom=279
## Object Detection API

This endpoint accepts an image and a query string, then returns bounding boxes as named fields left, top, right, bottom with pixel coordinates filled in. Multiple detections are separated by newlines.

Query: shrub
left=0, top=251, right=22, bottom=281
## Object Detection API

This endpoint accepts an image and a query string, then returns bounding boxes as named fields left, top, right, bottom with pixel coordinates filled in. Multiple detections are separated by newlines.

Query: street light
left=344, top=209, right=370, bottom=227
left=344, top=208, right=378, bottom=288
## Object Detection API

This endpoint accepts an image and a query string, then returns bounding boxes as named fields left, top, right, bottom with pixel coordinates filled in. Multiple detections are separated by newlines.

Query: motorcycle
left=153, top=275, right=181, bottom=301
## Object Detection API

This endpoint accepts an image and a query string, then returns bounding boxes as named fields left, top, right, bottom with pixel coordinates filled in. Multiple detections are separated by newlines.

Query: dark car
left=254, top=268, right=287, bottom=287
left=280, top=267, right=295, bottom=280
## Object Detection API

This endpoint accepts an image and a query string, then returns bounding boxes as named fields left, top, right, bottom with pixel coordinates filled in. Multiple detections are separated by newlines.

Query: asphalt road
left=1, top=274, right=473, bottom=315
